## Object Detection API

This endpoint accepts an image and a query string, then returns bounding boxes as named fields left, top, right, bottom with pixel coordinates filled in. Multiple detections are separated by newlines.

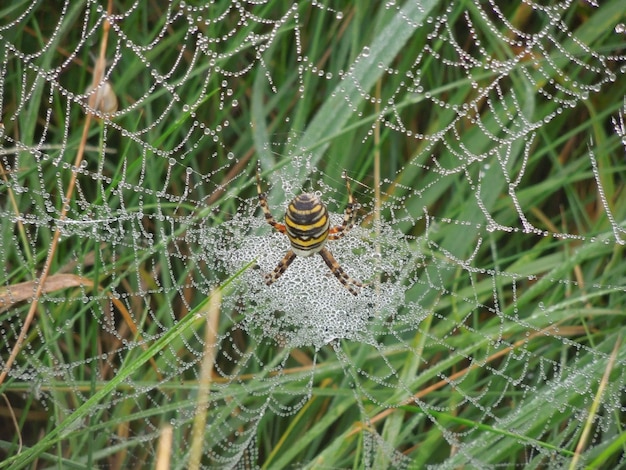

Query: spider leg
left=265, top=250, right=297, bottom=285
left=318, top=247, right=362, bottom=295
left=328, top=174, right=359, bottom=240
left=256, top=164, right=286, bottom=234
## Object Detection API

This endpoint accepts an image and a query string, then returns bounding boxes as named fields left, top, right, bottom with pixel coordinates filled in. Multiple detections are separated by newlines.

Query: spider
left=256, top=165, right=363, bottom=295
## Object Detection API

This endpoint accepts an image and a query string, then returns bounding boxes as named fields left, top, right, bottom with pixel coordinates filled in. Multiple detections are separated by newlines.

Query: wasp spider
left=256, top=166, right=363, bottom=295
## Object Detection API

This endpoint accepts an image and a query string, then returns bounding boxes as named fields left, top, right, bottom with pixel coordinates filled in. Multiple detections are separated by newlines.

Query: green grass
left=1, top=1, right=626, bottom=468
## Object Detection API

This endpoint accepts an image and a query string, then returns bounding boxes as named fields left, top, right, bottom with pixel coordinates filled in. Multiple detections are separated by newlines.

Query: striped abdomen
left=284, top=193, right=330, bottom=257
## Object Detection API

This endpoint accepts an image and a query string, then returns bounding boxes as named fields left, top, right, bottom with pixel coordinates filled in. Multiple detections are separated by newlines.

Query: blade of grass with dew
left=2, top=260, right=255, bottom=470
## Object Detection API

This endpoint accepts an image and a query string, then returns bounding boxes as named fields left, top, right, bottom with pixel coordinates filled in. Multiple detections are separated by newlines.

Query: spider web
left=1, top=1, right=625, bottom=468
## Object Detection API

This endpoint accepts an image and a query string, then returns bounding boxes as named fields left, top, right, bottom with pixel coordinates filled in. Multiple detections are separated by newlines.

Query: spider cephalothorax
left=256, top=167, right=363, bottom=295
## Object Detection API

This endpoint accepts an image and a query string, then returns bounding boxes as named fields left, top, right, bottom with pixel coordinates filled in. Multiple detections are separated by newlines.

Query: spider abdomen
left=284, top=193, right=330, bottom=257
